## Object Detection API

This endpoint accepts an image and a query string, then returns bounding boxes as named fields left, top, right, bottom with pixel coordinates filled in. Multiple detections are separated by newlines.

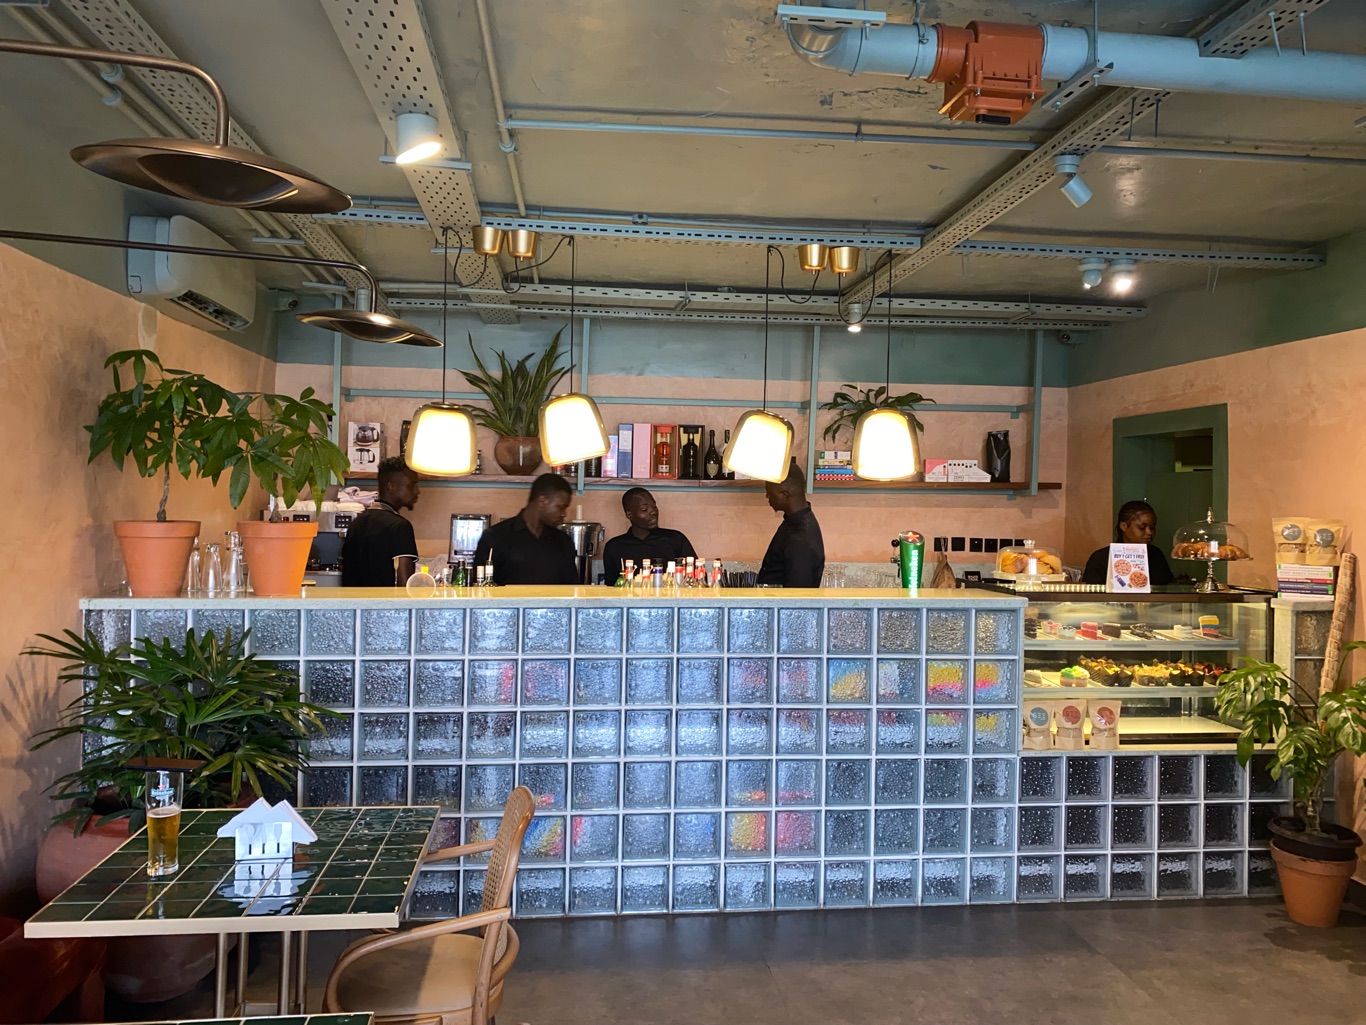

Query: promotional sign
left=1107, top=542, right=1151, bottom=592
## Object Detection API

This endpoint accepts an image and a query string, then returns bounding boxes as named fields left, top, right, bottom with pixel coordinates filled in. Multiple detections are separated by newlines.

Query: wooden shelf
left=812, top=480, right=1061, bottom=492
left=345, top=474, right=1062, bottom=495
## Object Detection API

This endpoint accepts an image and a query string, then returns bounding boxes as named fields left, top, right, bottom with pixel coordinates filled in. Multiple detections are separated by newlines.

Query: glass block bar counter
left=81, top=587, right=1288, bottom=917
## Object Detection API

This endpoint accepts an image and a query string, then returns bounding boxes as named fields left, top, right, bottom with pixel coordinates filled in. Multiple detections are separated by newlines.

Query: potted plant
left=461, top=330, right=567, bottom=474
left=87, top=349, right=238, bottom=596
left=1216, top=652, right=1366, bottom=927
left=27, top=626, right=338, bottom=1000
left=819, top=383, right=935, bottom=474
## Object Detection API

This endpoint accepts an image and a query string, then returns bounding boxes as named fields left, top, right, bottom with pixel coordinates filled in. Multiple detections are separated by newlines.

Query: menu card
left=1107, top=543, right=1152, bottom=592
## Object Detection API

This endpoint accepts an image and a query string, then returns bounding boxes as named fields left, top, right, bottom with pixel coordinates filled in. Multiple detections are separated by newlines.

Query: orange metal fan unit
left=930, top=21, right=1046, bottom=125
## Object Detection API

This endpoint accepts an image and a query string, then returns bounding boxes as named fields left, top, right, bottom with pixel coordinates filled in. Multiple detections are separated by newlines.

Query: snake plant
left=460, top=330, right=568, bottom=437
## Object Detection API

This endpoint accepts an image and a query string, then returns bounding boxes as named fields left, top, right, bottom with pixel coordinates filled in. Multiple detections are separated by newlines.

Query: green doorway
left=1113, top=405, right=1228, bottom=572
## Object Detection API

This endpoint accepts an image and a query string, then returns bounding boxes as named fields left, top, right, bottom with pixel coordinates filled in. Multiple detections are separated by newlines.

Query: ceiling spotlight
left=1110, top=259, right=1137, bottom=294
left=796, top=243, right=829, bottom=273
left=829, top=246, right=861, bottom=275
left=394, top=112, right=443, bottom=165
left=507, top=228, right=538, bottom=260
left=1053, top=153, right=1092, bottom=209
left=472, top=224, right=504, bottom=255
left=847, top=301, right=864, bottom=333
left=1078, top=257, right=1107, bottom=290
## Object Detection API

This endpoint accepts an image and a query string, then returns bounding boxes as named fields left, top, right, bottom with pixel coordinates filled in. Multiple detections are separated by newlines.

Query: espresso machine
left=561, top=520, right=604, bottom=584
left=449, top=513, right=493, bottom=566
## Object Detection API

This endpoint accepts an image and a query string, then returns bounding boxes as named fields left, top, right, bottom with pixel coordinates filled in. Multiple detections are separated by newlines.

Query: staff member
left=758, top=460, right=825, bottom=588
left=341, top=456, right=420, bottom=586
left=1082, top=499, right=1175, bottom=585
left=602, top=487, right=697, bottom=584
left=472, top=473, right=579, bottom=585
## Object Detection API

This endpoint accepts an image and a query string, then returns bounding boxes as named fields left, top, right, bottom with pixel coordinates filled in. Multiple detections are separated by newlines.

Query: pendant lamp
left=0, top=228, right=438, bottom=347
left=723, top=246, right=794, bottom=483
left=406, top=228, right=477, bottom=476
left=852, top=253, right=919, bottom=481
left=539, top=238, right=609, bottom=465
left=0, top=39, right=349, bottom=214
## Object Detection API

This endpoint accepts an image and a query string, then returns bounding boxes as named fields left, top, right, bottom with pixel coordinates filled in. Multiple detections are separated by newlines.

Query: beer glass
left=145, top=769, right=183, bottom=877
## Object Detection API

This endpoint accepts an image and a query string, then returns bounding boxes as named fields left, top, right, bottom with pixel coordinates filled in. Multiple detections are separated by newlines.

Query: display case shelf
left=1024, top=685, right=1221, bottom=699
left=1024, top=638, right=1238, bottom=652
left=345, top=473, right=1061, bottom=495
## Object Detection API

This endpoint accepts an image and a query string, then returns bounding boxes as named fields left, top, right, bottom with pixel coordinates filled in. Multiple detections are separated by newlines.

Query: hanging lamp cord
left=763, top=245, right=773, bottom=411
left=884, top=247, right=894, bottom=392
left=440, top=225, right=451, bottom=404
left=569, top=236, right=577, bottom=393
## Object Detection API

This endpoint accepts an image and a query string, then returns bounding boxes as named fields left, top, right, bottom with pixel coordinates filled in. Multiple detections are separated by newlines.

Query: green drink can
left=895, top=531, right=925, bottom=590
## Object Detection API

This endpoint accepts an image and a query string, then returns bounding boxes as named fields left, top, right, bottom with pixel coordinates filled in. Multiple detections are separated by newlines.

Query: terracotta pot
left=37, top=817, right=221, bottom=1002
left=113, top=520, right=199, bottom=597
left=493, top=435, right=543, bottom=476
left=238, top=520, right=317, bottom=597
left=1271, top=841, right=1358, bottom=927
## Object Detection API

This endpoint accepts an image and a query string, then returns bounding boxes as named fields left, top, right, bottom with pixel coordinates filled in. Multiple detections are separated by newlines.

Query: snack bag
left=1304, top=519, right=1346, bottom=566
left=1272, top=517, right=1309, bottom=565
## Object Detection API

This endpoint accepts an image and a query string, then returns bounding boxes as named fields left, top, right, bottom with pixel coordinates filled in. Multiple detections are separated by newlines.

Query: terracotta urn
left=493, top=435, right=543, bottom=476
left=112, top=520, right=199, bottom=597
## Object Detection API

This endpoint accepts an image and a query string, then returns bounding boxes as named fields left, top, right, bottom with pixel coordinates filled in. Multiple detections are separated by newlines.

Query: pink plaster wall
left=274, top=364, right=1067, bottom=565
left=0, top=243, right=275, bottom=912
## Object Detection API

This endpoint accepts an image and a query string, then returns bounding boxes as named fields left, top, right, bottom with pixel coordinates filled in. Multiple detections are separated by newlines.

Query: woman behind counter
left=1082, top=500, right=1175, bottom=585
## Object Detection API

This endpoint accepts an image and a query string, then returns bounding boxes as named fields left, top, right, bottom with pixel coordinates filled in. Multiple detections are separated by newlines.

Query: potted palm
left=87, top=349, right=238, bottom=596
left=1216, top=652, right=1366, bottom=927
left=28, top=626, right=337, bottom=999
left=461, top=330, right=567, bottom=474
left=819, top=383, right=934, bottom=474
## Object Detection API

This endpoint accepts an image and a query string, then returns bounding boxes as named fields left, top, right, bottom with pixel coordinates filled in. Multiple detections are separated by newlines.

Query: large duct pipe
left=787, top=12, right=1366, bottom=123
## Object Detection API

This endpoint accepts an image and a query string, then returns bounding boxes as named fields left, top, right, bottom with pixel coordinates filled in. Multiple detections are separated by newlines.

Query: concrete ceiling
left=2, top=0, right=1364, bottom=327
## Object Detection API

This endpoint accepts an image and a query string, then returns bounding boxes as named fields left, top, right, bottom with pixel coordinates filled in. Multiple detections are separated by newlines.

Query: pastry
left=1101, top=623, right=1122, bottom=639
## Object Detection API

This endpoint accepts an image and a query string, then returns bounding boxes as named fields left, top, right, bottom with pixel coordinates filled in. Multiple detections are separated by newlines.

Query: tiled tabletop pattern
left=27, top=807, right=438, bottom=938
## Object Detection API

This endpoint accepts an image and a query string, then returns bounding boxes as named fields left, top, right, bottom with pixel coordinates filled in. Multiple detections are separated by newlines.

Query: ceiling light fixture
left=473, top=225, right=505, bottom=255
left=1078, top=256, right=1107, bottom=289
left=394, top=112, right=443, bottom=165
left=796, top=242, right=829, bottom=273
left=0, top=228, right=439, bottom=346
left=723, top=246, right=794, bottom=483
left=0, top=38, right=349, bottom=214
left=846, top=301, right=865, bottom=333
left=507, top=228, right=538, bottom=260
left=1053, top=154, right=1093, bottom=209
left=829, top=246, right=861, bottom=276
left=1109, top=259, right=1138, bottom=294
left=539, top=238, right=609, bottom=465
left=853, top=252, right=919, bottom=482
left=406, top=227, right=477, bottom=476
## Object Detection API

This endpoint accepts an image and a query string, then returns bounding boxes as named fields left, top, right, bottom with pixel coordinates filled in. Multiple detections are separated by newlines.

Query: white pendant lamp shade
left=852, top=407, right=920, bottom=481
left=539, top=392, right=609, bottom=465
left=405, top=403, right=476, bottom=476
left=723, top=409, right=794, bottom=483
left=394, top=112, right=442, bottom=164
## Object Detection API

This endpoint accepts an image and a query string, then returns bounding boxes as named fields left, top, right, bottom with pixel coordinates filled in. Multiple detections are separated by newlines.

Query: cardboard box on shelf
left=631, top=421, right=653, bottom=478
left=603, top=435, right=619, bottom=478
left=347, top=422, right=384, bottom=472
left=924, top=458, right=991, bottom=483
left=617, top=424, right=633, bottom=478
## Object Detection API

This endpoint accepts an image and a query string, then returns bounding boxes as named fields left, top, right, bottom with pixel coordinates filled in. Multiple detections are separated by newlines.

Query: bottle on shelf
left=679, top=425, right=701, bottom=479
left=652, top=425, right=676, bottom=479
left=703, top=429, right=721, bottom=480
left=722, top=429, right=735, bottom=479
left=454, top=559, right=468, bottom=588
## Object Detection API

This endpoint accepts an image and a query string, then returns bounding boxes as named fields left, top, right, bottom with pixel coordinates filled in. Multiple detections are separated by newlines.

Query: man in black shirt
left=602, top=487, right=697, bottom=584
left=757, top=460, right=825, bottom=588
left=341, top=456, right=421, bottom=586
left=472, top=473, right=579, bottom=585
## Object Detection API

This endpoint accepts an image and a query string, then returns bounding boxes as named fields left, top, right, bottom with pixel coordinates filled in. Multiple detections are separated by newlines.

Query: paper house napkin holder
left=216, top=797, right=317, bottom=861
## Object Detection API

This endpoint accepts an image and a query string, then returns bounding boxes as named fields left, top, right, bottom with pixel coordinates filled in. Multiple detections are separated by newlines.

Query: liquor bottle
left=679, top=427, right=701, bottom=480
left=654, top=427, right=673, bottom=477
left=722, top=429, right=735, bottom=479
left=703, top=430, right=721, bottom=480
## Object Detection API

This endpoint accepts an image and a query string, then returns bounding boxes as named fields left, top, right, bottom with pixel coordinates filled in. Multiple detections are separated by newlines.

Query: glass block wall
left=83, top=598, right=1287, bottom=917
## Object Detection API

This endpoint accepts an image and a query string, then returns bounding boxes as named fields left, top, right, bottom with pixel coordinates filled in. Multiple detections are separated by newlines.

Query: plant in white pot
left=87, top=349, right=238, bottom=596
left=1216, top=651, right=1366, bottom=927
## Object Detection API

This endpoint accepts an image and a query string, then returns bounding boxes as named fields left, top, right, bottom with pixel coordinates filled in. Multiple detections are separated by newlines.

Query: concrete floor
left=109, top=900, right=1366, bottom=1025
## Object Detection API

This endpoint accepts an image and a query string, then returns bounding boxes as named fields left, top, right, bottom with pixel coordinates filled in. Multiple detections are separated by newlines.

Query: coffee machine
left=561, top=521, right=604, bottom=584
left=449, top=513, right=492, bottom=566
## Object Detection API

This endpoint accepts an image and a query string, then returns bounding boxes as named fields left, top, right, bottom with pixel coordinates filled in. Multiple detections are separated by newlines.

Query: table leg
left=214, top=933, right=229, bottom=1019
left=236, top=932, right=249, bottom=1011
left=295, top=932, right=309, bottom=1012
left=278, top=929, right=293, bottom=1015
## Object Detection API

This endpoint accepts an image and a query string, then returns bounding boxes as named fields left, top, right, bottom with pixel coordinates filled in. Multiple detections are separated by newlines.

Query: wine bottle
left=722, top=429, right=734, bottom=479
left=703, top=429, right=721, bottom=480
left=680, top=428, right=700, bottom=479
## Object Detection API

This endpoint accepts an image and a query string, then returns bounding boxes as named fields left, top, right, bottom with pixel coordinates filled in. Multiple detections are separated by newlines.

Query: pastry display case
left=1000, top=587, right=1273, bottom=746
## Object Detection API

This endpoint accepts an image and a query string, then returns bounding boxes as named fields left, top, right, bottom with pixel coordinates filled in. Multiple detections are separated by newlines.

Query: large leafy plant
left=819, top=384, right=935, bottom=442
left=29, top=628, right=339, bottom=835
left=87, top=349, right=349, bottom=520
left=460, top=330, right=568, bottom=437
left=1215, top=648, right=1366, bottom=835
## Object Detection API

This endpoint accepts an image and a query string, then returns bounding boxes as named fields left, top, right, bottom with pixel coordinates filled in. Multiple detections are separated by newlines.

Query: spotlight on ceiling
left=1110, top=259, right=1137, bottom=294
left=394, top=112, right=443, bottom=165
left=1078, top=257, right=1107, bottom=290
left=846, top=302, right=864, bottom=333
left=1053, top=153, right=1093, bottom=209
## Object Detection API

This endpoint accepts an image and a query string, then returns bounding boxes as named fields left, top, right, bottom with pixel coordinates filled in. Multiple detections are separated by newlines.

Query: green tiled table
left=106, top=1017, right=371, bottom=1025
left=26, top=807, right=438, bottom=1016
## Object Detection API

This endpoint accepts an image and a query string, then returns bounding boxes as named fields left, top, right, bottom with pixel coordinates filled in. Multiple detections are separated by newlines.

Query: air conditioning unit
left=127, top=215, right=256, bottom=331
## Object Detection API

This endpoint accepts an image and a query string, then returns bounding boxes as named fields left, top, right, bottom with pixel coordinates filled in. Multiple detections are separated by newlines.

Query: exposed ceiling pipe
left=787, top=12, right=1366, bottom=125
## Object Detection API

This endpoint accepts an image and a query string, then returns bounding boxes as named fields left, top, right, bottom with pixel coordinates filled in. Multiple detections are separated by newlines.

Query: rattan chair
left=323, top=786, right=536, bottom=1025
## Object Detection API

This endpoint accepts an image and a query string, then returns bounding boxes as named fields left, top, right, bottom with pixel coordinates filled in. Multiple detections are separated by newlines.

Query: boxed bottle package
left=632, top=421, right=654, bottom=478
left=923, top=458, right=991, bottom=483
left=603, top=435, right=619, bottom=478
left=347, top=422, right=384, bottom=472
left=617, top=424, right=633, bottom=478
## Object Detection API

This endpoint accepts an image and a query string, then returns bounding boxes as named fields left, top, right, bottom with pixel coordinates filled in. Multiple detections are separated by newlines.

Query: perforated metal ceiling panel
left=319, top=0, right=517, bottom=323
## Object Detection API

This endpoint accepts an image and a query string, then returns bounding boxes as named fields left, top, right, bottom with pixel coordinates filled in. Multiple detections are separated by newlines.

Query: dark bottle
left=680, top=428, right=701, bottom=480
left=722, top=429, right=735, bottom=479
left=703, top=429, right=721, bottom=480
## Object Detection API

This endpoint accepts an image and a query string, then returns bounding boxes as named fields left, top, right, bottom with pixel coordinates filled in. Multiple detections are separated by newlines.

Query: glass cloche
left=1172, top=509, right=1251, bottom=592
left=994, top=540, right=1064, bottom=581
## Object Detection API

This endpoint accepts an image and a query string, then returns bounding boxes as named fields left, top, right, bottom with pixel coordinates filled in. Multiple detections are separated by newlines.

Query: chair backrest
left=481, top=785, right=536, bottom=914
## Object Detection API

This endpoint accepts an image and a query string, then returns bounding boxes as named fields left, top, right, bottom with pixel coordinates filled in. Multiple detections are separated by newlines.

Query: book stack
left=1277, top=563, right=1338, bottom=596
left=816, top=450, right=855, bottom=481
